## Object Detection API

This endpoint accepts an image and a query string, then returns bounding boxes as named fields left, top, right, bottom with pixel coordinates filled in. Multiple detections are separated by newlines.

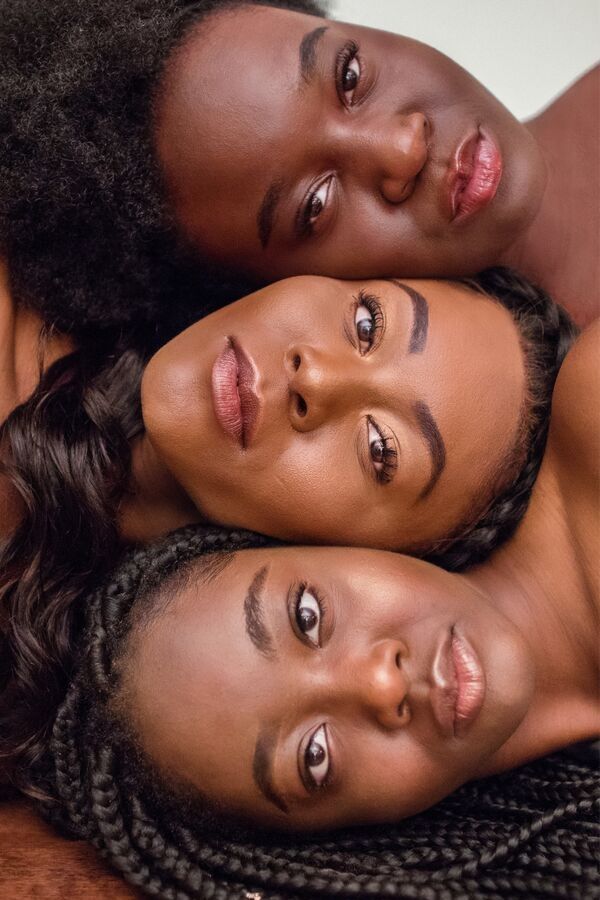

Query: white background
left=331, top=0, right=599, bottom=119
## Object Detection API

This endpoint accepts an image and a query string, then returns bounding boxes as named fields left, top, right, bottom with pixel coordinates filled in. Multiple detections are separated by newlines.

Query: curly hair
left=0, top=0, right=327, bottom=343
left=18, top=526, right=600, bottom=899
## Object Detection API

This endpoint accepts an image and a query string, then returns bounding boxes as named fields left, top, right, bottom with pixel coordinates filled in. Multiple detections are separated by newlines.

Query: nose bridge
left=336, top=110, right=428, bottom=202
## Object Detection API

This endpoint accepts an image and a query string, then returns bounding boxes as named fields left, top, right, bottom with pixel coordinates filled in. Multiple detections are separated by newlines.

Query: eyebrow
left=244, top=565, right=276, bottom=659
left=389, top=279, right=429, bottom=353
left=299, top=26, right=328, bottom=84
left=257, top=179, right=284, bottom=249
left=253, top=724, right=289, bottom=814
left=414, top=400, right=446, bottom=500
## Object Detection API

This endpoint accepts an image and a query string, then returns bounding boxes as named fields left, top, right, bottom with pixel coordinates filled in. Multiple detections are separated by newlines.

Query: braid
left=29, top=526, right=599, bottom=899
left=423, top=267, right=579, bottom=571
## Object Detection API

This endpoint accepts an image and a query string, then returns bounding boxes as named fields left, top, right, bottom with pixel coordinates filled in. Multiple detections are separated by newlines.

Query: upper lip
left=211, top=338, right=261, bottom=448
left=431, top=627, right=486, bottom=737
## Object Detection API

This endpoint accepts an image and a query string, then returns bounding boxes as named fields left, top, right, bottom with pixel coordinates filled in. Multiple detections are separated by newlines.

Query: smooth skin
left=155, top=6, right=599, bottom=325
left=133, top=275, right=526, bottom=550
left=125, top=321, right=600, bottom=833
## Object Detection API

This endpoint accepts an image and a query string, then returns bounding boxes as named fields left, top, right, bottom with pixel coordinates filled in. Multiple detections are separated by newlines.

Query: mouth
left=449, top=128, right=503, bottom=223
left=211, top=337, right=260, bottom=449
left=431, top=626, right=486, bottom=737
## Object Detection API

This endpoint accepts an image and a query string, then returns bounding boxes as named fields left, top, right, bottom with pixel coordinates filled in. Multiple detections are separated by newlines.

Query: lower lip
left=451, top=629, right=486, bottom=736
left=432, top=628, right=485, bottom=737
left=211, top=339, right=259, bottom=448
left=451, top=131, right=503, bottom=223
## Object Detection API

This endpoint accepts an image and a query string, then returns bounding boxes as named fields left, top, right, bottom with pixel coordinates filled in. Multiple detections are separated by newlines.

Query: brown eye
left=304, top=725, right=330, bottom=788
left=342, top=56, right=360, bottom=99
left=295, top=588, right=322, bottom=647
left=355, top=304, right=374, bottom=353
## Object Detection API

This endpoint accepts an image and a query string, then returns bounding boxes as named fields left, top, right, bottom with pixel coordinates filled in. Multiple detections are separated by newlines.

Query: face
left=154, top=6, right=545, bottom=282
left=141, top=275, right=524, bottom=550
left=127, top=546, right=534, bottom=831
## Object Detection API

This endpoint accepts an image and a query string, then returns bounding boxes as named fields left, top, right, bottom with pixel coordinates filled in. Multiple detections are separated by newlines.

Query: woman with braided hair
left=0, top=268, right=577, bottom=786
left=4, top=320, right=599, bottom=895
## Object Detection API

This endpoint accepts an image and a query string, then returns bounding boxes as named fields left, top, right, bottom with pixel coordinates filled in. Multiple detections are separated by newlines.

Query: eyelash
left=335, top=40, right=361, bottom=106
left=355, top=289, right=384, bottom=353
left=368, top=416, right=398, bottom=485
left=293, top=582, right=327, bottom=648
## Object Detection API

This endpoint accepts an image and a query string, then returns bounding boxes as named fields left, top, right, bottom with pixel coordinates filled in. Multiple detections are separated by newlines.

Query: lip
left=431, top=627, right=486, bottom=737
left=448, top=128, right=503, bottom=223
left=211, top=338, right=260, bottom=448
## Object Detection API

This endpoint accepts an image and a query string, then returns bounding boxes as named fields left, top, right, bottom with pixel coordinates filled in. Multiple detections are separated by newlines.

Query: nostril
left=395, top=652, right=402, bottom=669
left=397, top=700, right=407, bottom=719
left=293, top=353, right=301, bottom=371
left=295, top=394, right=307, bottom=417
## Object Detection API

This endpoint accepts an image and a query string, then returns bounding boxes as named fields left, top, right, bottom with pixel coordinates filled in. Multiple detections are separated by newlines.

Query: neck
left=466, top=458, right=599, bottom=776
left=500, top=67, right=600, bottom=326
left=119, top=433, right=205, bottom=543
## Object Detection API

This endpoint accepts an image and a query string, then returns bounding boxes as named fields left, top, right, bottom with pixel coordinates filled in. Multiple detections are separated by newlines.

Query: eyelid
left=294, top=174, right=337, bottom=240
left=287, top=581, right=328, bottom=648
left=334, top=39, right=361, bottom=107
left=365, top=415, right=399, bottom=485
left=298, top=723, right=334, bottom=794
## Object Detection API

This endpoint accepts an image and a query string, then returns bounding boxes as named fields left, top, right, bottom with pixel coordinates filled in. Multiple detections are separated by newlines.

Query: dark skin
left=155, top=6, right=598, bottom=326
left=133, top=275, right=525, bottom=550
left=126, top=322, right=599, bottom=833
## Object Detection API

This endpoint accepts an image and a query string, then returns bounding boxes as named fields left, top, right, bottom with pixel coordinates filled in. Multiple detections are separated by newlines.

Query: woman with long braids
left=0, top=268, right=576, bottom=780
left=3, top=315, right=599, bottom=896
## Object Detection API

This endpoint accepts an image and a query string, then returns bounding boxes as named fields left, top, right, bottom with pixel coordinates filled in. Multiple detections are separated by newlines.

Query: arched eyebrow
left=414, top=400, right=446, bottom=500
left=389, top=279, right=429, bottom=353
left=244, top=565, right=276, bottom=659
left=299, top=25, right=328, bottom=84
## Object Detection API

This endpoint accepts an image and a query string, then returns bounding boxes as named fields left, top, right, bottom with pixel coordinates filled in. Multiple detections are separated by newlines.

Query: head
left=142, top=267, right=575, bottom=564
left=2, top=0, right=545, bottom=342
left=154, top=3, right=546, bottom=283
left=31, top=528, right=598, bottom=898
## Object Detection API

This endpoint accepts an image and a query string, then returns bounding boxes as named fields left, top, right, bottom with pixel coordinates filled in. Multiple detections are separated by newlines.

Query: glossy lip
left=448, top=128, right=503, bottom=223
left=210, top=338, right=260, bottom=448
left=431, top=627, right=486, bottom=737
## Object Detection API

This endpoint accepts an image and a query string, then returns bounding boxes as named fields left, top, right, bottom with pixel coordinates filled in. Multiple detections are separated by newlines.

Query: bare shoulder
left=548, top=319, right=600, bottom=482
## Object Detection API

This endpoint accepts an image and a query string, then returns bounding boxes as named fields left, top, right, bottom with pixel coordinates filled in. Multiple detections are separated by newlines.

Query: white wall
left=331, top=0, right=599, bottom=119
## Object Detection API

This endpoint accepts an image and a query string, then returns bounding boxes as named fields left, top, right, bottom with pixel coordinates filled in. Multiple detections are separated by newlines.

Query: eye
left=304, top=724, right=330, bottom=788
left=295, top=586, right=322, bottom=647
left=298, top=177, right=333, bottom=237
left=336, top=41, right=361, bottom=106
left=367, top=417, right=398, bottom=484
left=354, top=290, right=384, bottom=354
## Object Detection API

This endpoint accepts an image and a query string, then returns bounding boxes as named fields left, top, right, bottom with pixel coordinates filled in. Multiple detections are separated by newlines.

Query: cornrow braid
left=423, top=267, right=579, bottom=571
left=30, top=526, right=600, bottom=899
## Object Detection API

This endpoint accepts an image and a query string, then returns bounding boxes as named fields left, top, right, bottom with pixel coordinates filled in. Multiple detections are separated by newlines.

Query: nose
left=345, top=640, right=411, bottom=731
left=286, top=343, right=361, bottom=431
left=344, top=111, right=429, bottom=204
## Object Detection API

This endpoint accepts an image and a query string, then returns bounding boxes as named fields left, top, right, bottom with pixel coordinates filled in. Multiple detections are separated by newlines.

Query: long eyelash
left=294, top=582, right=328, bottom=644
left=368, top=416, right=398, bottom=485
left=356, top=289, right=384, bottom=349
left=334, top=39, right=360, bottom=104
